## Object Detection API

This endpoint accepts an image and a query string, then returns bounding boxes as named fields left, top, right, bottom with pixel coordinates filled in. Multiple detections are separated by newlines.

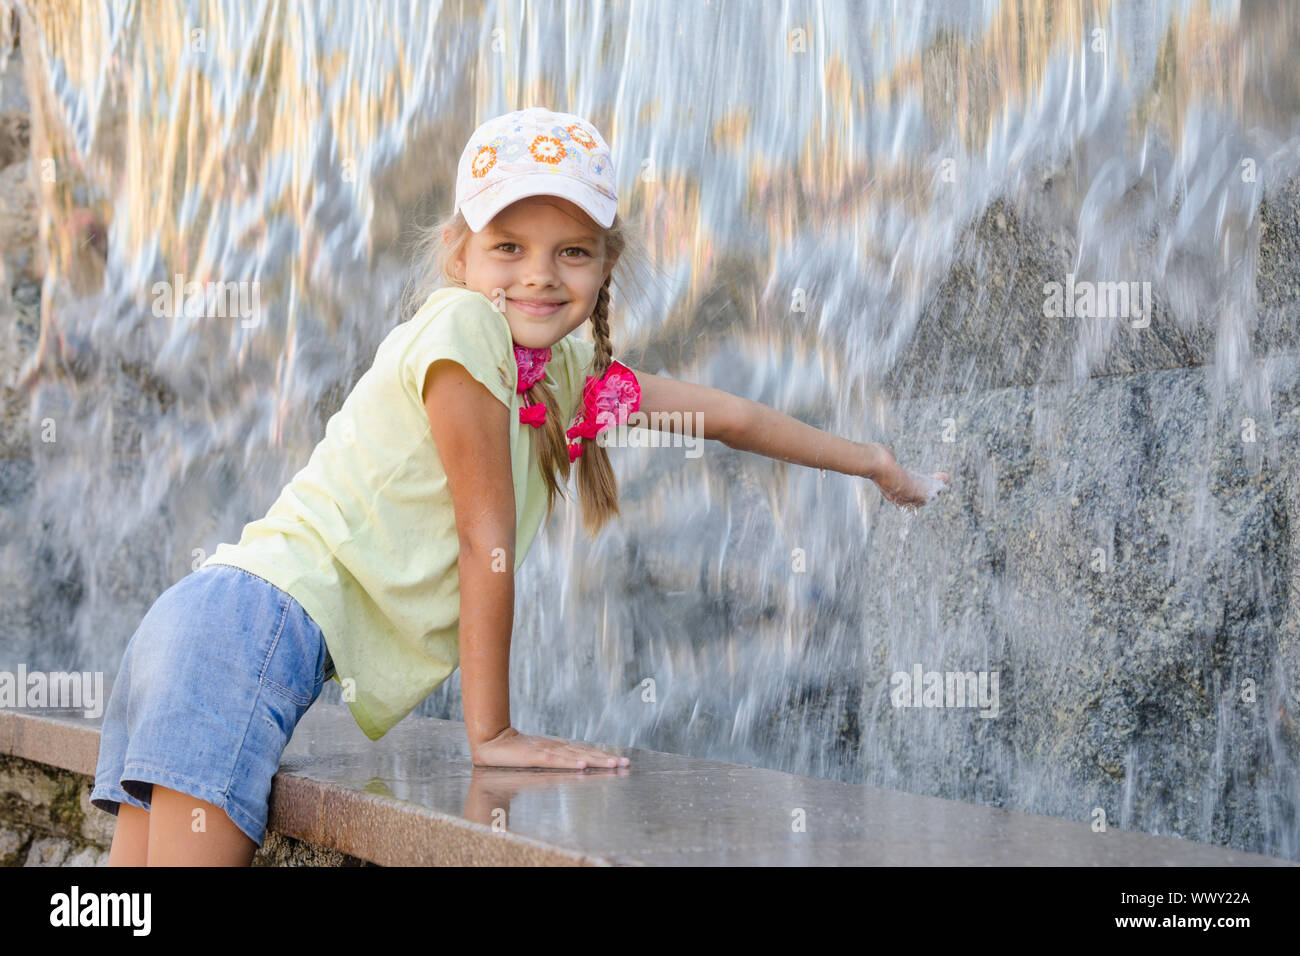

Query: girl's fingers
left=551, top=746, right=589, bottom=767
left=551, top=743, right=607, bottom=767
left=576, top=748, right=621, bottom=764
left=566, top=744, right=626, bottom=766
left=524, top=741, right=577, bottom=767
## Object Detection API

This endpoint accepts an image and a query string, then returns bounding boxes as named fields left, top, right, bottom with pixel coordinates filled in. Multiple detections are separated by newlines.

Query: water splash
left=2, top=0, right=1297, bottom=859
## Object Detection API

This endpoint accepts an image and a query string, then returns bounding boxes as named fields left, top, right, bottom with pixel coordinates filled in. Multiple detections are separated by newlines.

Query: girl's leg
left=146, top=784, right=257, bottom=866
left=107, top=803, right=150, bottom=867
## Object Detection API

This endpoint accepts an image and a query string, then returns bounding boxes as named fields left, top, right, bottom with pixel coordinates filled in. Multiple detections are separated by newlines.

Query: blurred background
left=0, top=0, right=1296, bottom=859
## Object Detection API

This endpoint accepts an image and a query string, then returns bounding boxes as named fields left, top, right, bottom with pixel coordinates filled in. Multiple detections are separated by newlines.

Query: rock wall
left=0, top=753, right=375, bottom=866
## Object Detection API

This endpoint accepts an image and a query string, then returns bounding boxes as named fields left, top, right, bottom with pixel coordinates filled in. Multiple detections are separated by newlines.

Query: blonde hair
left=399, top=205, right=645, bottom=539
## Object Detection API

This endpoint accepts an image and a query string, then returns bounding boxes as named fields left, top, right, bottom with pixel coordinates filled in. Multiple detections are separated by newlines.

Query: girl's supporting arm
left=424, top=359, right=516, bottom=751
left=425, top=359, right=634, bottom=770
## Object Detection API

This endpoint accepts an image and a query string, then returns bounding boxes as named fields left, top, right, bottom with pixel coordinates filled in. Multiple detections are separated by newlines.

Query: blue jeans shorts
left=90, top=563, right=333, bottom=848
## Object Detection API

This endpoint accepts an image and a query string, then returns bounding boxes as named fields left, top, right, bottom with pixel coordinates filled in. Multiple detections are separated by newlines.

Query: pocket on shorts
left=220, top=568, right=326, bottom=709
left=259, top=601, right=326, bottom=708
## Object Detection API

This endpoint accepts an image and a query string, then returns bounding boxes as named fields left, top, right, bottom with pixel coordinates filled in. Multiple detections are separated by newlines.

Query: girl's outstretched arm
left=633, top=370, right=949, bottom=508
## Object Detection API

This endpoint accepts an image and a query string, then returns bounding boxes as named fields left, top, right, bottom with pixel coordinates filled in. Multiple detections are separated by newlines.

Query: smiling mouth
left=509, top=298, right=568, bottom=315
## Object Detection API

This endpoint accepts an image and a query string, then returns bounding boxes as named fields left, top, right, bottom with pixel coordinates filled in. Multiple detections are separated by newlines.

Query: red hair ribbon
left=520, top=403, right=547, bottom=427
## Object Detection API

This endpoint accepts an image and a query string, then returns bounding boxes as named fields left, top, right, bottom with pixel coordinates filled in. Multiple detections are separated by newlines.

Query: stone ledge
left=0, top=739, right=374, bottom=866
left=3, top=700, right=1295, bottom=866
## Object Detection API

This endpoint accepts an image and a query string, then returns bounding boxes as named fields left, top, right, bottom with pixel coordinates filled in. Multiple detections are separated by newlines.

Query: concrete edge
left=2, top=708, right=1293, bottom=866
left=0, top=710, right=622, bottom=866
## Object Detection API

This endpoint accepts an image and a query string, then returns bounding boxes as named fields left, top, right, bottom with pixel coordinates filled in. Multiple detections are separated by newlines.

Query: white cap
left=454, top=107, right=618, bottom=232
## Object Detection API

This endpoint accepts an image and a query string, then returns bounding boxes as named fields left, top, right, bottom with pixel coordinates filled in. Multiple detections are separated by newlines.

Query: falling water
left=1, top=0, right=1297, bottom=858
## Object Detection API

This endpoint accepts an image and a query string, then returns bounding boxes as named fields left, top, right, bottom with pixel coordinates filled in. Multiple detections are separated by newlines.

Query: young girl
left=90, top=106, right=949, bottom=866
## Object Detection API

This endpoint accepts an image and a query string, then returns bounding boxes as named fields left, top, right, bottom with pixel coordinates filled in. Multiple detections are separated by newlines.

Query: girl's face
left=448, top=195, right=618, bottom=350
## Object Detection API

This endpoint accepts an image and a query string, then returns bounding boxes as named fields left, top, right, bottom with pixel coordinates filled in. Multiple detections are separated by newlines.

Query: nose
left=519, top=250, right=560, bottom=288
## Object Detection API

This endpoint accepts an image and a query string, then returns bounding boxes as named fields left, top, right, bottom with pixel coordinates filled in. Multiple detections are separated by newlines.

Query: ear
left=445, top=232, right=466, bottom=282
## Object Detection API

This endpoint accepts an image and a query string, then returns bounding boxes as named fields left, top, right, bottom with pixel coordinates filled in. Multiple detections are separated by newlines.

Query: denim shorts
left=90, top=563, right=334, bottom=848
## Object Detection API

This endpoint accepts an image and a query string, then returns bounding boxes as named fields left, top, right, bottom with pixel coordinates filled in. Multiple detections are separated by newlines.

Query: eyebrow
left=487, top=229, right=598, bottom=245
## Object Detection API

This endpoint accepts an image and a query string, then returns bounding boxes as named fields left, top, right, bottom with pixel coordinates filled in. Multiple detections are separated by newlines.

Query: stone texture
left=0, top=752, right=62, bottom=809
left=62, top=844, right=108, bottom=866
left=0, top=110, right=27, bottom=167
left=0, top=823, right=31, bottom=865
left=3, top=710, right=104, bottom=776
left=0, top=745, right=103, bottom=858
left=77, top=779, right=113, bottom=845
left=879, top=188, right=1300, bottom=400
left=0, top=754, right=375, bottom=866
left=23, top=835, right=70, bottom=866
left=252, top=829, right=375, bottom=867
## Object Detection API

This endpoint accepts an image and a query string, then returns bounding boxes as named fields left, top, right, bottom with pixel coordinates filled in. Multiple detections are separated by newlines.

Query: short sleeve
left=553, top=331, right=596, bottom=422
left=401, top=289, right=516, bottom=409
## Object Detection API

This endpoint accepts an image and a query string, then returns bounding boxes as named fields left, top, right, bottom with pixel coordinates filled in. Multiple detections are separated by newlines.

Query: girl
left=90, top=107, right=949, bottom=866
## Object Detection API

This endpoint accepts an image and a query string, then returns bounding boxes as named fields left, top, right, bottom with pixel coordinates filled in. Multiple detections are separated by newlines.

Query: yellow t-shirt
left=202, top=286, right=596, bottom=740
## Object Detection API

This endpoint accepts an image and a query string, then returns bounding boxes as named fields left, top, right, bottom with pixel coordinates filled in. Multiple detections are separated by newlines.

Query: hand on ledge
left=470, top=725, right=630, bottom=769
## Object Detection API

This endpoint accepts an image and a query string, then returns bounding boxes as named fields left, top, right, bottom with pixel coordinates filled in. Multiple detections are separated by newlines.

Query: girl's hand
left=470, top=725, right=631, bottom=769
left=870, top=447, right=950, bottom=509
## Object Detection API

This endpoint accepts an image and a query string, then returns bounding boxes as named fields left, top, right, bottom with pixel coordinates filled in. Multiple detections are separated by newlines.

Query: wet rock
left=62, top=844, right=110, bottom=866
left=0, top=824, right=32, bottom=865
left=0, top=110, right=26, bottom=167
left=22, top=835, right=71, bottom=866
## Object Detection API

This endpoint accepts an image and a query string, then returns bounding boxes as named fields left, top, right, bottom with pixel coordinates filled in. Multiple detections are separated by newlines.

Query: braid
left=524, top=371, right=571, bottom=517
left=523, top=274, right=620, bottom=536
left=589, top=280, right=614, bottom=377
left=569, top=275, right=621, bottom=536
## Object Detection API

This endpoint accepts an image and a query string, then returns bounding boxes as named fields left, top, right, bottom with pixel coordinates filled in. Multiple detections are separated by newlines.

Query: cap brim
left=460, top=174, right=616, bottom=232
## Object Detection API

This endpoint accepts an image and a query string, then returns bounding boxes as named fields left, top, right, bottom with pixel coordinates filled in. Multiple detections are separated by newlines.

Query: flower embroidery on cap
left=500, top=137, right=525, bottom=161
left=529, top=135, right=565, bottom=164
left=568, top=125, right=596, bottom=149
left=472, top=145, right=497, bottom=178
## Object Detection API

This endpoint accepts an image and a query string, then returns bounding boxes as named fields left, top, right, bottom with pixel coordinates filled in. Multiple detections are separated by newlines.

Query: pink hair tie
left=566, top=361, right=641, bottom=460
left=520, top=402, right=547, bottom=428
left=514, top=344, right=552, bottom=428
left=514, top=344, right=551, bottom=392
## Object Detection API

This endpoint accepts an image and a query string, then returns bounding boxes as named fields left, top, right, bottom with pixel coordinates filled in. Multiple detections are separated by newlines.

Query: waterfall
left=1, top=0, right=1297, bottom=859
